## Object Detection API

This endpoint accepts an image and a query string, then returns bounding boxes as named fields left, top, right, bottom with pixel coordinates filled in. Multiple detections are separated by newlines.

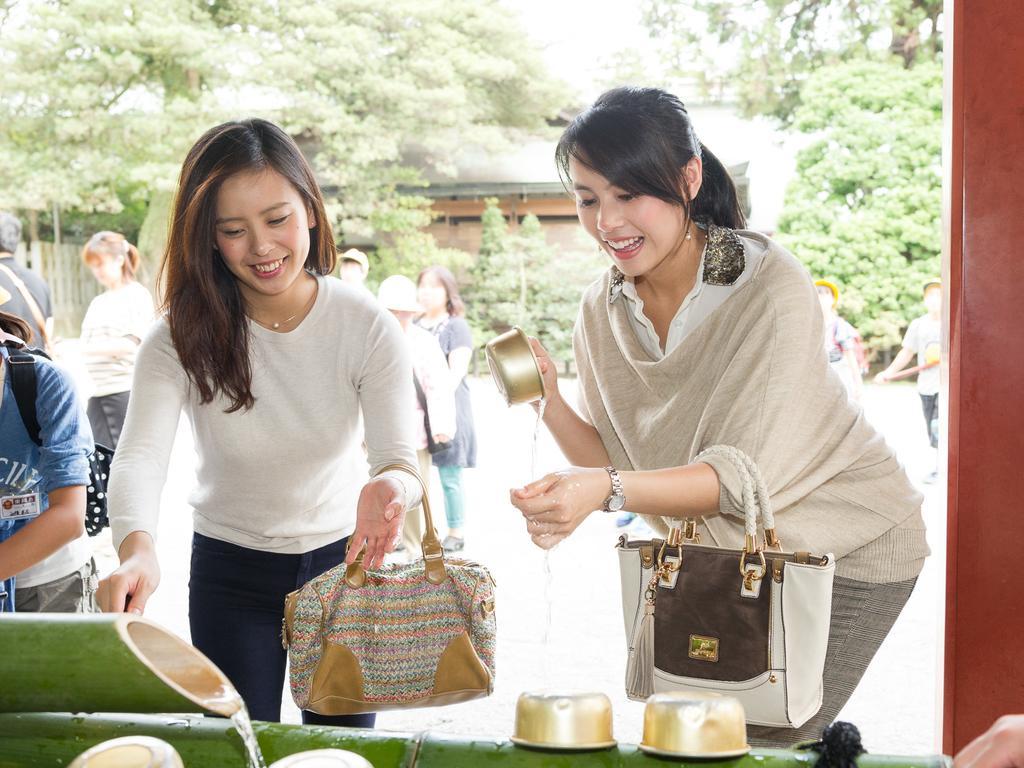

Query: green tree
left=0, top=0, right=567, bottom=253
left=641, top=0, right=942, bottom=121
left=465, top=199, right=604, bottom=363
left=777, top=58, right=942, bottom=355
left=0, top=1, right=224, bottom=214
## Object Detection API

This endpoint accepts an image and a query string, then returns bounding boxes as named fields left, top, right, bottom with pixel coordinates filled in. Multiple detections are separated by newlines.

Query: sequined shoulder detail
left=608, top=267, right=626, bottom=301
left=702, top=225, right=745, bottom=286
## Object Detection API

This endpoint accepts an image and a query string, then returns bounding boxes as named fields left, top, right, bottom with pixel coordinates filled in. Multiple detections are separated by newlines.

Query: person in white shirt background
left=376, top=274, right=456, bottom=555
left=79, top=232, right=155, bottom=449
left=97, top=118, right=420, bottom=728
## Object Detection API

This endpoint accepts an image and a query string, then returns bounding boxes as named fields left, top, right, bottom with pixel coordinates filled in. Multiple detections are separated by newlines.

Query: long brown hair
left=417, top=265, right=465, bottom=318
left=161, top=119, right=337, bottom=412
left=0, top=310, right=32, bottom=344
left=82, top=231, right=141, bottom=282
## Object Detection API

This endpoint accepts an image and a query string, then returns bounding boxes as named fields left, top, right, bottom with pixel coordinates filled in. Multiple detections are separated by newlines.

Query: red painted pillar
left=943, top=0, right=1024, bottom=754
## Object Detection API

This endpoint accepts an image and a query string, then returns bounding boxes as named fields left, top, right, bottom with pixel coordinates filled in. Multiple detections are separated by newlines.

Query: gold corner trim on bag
left=308, top=641, right=366, bottom=715
left=433, top=630, right=492, bottom=696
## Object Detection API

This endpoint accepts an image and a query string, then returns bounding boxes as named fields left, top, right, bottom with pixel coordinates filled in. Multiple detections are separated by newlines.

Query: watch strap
left=603, top=466, right=624, bottom=512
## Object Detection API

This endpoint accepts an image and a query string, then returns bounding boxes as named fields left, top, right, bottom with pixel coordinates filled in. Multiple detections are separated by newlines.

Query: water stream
left=529, top=398, right=557, bottom=677
left=230, top=705, right=267, bottom=768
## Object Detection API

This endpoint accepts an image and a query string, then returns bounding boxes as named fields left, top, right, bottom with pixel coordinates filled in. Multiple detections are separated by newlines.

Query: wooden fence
left=13, top=241, right=102, bottom=339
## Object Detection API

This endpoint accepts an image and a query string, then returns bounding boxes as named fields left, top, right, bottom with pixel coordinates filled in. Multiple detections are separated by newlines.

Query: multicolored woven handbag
left=283, top=464, right=496, bottom=715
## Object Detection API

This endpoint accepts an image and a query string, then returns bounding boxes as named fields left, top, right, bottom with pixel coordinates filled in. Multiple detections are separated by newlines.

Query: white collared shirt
left=615, top=233, right=766, bottom=359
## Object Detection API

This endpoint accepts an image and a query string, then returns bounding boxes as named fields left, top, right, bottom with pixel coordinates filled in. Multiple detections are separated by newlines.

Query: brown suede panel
left=309, top=641, right=365, bottom=710
left=654, top=546, right=771, bottom=681
left=433, top=630, right=492, bottom=695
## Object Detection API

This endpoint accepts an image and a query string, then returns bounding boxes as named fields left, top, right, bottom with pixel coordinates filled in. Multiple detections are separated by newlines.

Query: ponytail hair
left=0, top=310, right=32, bottom=344
left=82, top=231, right=142, bottom=281
left=555, top=87, right=745, bottom=230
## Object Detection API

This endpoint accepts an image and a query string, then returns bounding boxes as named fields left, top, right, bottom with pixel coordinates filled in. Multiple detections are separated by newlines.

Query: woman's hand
left=874, top=370, right=890, bottom=384
left=528, top=337, right=560, bottom=410
left=97, top=531, right=160, bottom=614
left=510, top=467, right=609, bottom=550
left=955, top=714, right=1024, bottom=768
left=346, top=476, right=406, bottom=570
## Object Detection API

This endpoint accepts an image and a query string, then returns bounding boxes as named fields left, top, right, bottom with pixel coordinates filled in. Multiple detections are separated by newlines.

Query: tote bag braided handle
left=693, top=445, right=777, bottom=542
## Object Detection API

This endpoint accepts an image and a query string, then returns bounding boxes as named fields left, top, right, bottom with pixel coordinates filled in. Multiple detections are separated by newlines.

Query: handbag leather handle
left=347, top=462, right=447, bottom=586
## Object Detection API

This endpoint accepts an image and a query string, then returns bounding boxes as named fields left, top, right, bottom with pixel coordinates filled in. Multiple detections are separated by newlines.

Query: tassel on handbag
left=625, top=549, right=679, bottom=700
left=626, top=601, right=655, bottom=699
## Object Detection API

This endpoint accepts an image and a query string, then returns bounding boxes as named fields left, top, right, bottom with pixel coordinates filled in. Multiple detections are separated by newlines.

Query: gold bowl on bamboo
left=640, top=691, right=750, bottom=759
left=510, top=691, right=616, bottom=750
left=67, top=736, right=184, bottom=768
left=485, top=327, right=545, bottom=406
left=269, top=750, right=374, bottom=768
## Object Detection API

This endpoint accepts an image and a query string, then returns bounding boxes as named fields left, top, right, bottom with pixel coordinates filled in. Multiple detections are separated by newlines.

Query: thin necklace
left=253, top=281, right=318, bottom=331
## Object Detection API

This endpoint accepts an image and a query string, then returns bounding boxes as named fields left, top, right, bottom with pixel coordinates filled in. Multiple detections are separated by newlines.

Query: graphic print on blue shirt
left=0, top=346, right=92, bottom=528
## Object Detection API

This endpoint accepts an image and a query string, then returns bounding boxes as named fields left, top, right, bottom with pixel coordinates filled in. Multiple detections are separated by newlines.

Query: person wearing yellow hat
left=814, top=279, right=864, bottom=402
left=339, top=248, right=370, bottom=291
left=875, top=279, right=943, bottom=483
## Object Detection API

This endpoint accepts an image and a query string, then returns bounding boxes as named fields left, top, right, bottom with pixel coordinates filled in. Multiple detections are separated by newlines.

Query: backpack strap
left=3, top=346, right=43, bottom=446
left=0, top=262, right=52, bottom=354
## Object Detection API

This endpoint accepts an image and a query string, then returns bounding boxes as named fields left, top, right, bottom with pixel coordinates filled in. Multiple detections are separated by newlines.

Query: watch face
left=608, top=495, right=626, bottom=512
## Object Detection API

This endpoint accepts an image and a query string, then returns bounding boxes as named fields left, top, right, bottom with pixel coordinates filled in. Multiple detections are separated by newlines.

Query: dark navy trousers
left=189, top=531, right=375, bottom=727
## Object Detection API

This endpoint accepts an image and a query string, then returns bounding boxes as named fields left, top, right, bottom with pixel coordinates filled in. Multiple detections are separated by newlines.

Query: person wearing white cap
left=377, top=275, right=456, bottom=553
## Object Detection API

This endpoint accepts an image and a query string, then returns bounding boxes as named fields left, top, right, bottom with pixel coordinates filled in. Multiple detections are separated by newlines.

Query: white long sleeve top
left=108, top=274, right=421, bottom=553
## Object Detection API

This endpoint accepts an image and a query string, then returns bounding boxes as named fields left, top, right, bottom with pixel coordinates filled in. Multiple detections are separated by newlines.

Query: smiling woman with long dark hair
left=510, top=87, right=929, bottom=745
left=99, top=119, right=421, bottom=726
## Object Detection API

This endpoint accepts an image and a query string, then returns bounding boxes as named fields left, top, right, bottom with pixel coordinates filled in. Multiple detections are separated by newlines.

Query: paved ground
left=80, top=356, right=945, bottom=755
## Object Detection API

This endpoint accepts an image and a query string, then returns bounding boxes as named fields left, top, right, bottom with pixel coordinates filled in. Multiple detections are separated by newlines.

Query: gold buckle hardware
left=656, top=539, right=682, bottom=573
left=639, top=544, right=654, bottom=569
left=743, top=568, right=760, bottom=592
left=682, top=519, right=701, bottom=543
left=667, top=527, right=683, bottom=547
left=739, top=546, right=766, bottom=578
left=765, top=528, right=782, bottom=550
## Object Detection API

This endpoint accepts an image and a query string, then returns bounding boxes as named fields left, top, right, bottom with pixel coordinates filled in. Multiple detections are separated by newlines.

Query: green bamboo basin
left=0, top=714, right=952, bottom=768
left=0, top=614, right=240, bottom=716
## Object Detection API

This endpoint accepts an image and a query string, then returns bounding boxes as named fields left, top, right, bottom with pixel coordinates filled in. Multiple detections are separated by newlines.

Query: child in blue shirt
left=0, top=311, right=94, bottom=612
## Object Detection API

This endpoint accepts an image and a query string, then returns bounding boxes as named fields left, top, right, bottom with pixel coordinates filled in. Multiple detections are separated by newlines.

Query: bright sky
left=504, top=0, right=658, bottom=101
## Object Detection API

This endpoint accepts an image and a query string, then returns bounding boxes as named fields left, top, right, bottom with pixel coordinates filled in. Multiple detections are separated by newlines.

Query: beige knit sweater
left=575, top=229, right=928, bottom=583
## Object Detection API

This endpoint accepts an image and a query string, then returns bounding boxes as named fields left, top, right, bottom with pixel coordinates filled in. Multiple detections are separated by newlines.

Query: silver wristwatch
left=602, top=466, right=626, bottom=513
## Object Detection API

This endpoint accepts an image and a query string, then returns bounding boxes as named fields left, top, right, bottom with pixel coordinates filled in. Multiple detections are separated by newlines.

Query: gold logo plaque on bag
left=688, top=635, right=719, bottom=662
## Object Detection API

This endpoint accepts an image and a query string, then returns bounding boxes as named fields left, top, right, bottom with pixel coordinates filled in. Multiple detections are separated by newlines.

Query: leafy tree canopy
left=777, top=58, right=942, bottom=354
left=641, top=0, right=941, bottom=121
left=0, top=0, right=567, bottom=244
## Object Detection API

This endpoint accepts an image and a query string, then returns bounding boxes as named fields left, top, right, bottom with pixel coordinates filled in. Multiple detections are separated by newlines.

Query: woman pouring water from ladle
left=508, top=87, right=928, bottom=745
